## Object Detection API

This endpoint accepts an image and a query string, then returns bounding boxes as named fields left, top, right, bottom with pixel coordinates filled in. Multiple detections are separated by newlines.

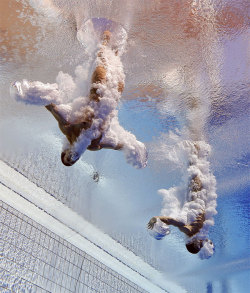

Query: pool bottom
left=0, top=199, right=149, bottom=293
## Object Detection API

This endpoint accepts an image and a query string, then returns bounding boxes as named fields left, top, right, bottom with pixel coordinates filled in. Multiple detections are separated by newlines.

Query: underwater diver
left=147, top=142, right=215, bottom=256
left=147, top=178, right=209, bottom=254
left=147, top=207, right=211, bottom=254
left=12, top=30, right=147, bottom=168
left=46, top=31, right=125, bottom=166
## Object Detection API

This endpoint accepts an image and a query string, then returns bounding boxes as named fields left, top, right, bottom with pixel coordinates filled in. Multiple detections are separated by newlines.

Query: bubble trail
left=11, top=24, right=147, bottom=169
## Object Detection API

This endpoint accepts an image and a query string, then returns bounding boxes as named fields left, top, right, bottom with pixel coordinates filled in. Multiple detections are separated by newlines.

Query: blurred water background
left=0, top=1, right=249, bottom=292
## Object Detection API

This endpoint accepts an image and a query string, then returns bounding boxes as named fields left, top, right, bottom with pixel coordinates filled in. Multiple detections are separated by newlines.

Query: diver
left=147, top=210, right=211, bottom=254
left=147, top=142, right=215, bottom=256
left=46, top=31, right=124, bottom=166
left=12, top=30, right=148, bottom=168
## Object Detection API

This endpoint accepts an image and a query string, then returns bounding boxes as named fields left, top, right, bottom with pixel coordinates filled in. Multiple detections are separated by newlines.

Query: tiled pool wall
left=0, top=200, right=148, bottom=293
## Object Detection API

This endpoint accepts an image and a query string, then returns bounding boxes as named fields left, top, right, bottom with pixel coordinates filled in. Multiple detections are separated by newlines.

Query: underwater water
left=0, top=0, right=249, bottom=292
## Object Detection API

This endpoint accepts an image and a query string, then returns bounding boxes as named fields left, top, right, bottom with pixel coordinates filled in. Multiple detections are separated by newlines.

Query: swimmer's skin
left=45, top=31, right=125, bottom=165
left=147, top=212, right=205, bottom=237
left=148, top=155, right=213, bottom=254
left=148, top=172, right=205, bottom=237
left=190, top=175, right=202, bottom=192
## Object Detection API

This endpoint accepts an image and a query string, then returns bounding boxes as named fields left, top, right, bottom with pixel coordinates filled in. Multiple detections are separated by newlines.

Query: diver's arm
left=147, top=216, right=186, bottom=230
left=163, top=212, right=205, bottom=237
left=46, top=103, right=92, bottom=144
left=147, top=216, right=202, bottom=237
left=45, top=103, right=68, bottom=125
left=12, top=80, right=62, bottom=105
left=158, top=216, right=186, bottom=228
left=46, top=103, right=91, bottom=131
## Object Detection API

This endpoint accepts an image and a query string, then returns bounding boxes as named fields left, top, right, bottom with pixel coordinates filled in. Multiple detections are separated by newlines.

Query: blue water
left=0, top=0, right=249, bottom=292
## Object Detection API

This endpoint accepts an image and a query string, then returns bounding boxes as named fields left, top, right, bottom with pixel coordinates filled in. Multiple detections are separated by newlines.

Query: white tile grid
left=0, top=200, right=148, bottom=293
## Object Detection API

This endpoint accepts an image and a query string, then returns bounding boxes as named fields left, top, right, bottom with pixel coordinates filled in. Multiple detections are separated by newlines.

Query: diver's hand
left=147, top=217, right=157, bottom=229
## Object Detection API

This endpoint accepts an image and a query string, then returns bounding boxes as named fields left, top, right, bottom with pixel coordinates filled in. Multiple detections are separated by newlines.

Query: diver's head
left=186, top=238, right=214, bottom=257
left=186, top=239, right=203, bottom=254
left=61, top=149, right=80, bottom=166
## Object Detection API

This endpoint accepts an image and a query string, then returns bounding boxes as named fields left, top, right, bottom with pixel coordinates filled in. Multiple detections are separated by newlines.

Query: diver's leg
left=190, top=175, right=203, bottom=193
left=45, top=103, right=68, bottom=125
left=89, top=32, right=110, bottom=102
left=99, top=142, right=123, bottom=150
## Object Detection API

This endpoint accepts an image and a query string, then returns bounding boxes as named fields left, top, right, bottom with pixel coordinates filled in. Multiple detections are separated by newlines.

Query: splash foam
left=11, top=33, right=147, bottom=169
left=151, top=134, right=217, bottom=259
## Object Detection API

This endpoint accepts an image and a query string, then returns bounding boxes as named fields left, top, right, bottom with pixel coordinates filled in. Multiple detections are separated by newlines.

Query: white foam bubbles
left=11, top=31, right=147, bottom=169
left=148, top=218, right=170, bottom=240
left=156, top=138, right=217, bottom=259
